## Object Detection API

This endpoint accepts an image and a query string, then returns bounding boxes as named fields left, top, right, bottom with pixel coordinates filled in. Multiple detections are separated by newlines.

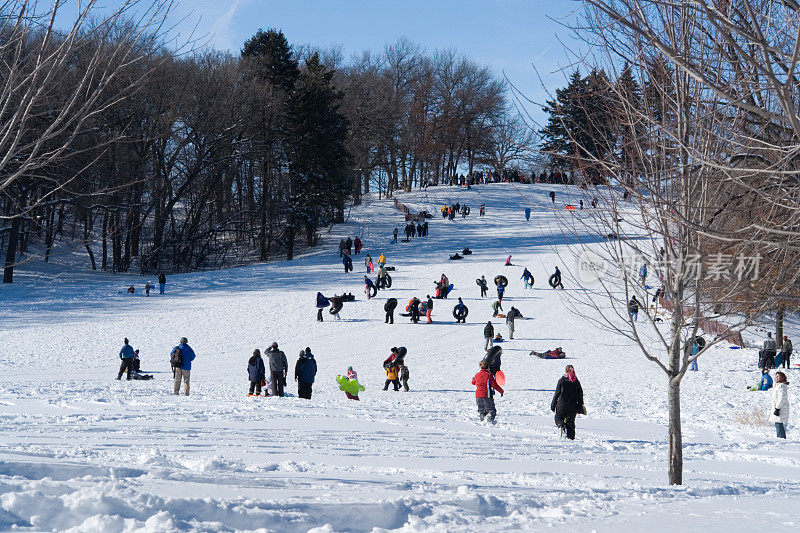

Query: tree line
left=0, top=2, right=533, bottom=282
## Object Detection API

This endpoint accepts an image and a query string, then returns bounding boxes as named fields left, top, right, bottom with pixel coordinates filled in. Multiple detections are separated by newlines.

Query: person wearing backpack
left=266, top=342, right=288, bottom=397
left=171, top=337, right=195, bottom=396
left=295, top=347, right=318, bottom=399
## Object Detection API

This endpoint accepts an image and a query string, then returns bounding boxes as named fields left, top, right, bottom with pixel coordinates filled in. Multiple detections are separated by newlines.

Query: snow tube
left=316, top=292, right=330, bottom=308
left=384, top=298, right=398, bottom=312
left=365, top=285, right=377, bottom=298
left=695, top=336, right=706, bottom=351
left=452, top=305, right=469, bottom=321
left=495, top=370, right=506, bottom=386
left=447, top=283, right=454, bottom=294
left=329, top=301, right=343, bottom=315
left=548, top=274, right=561, bottom=288
left=494, top=275, right=508, bottom=287
left=464, top=206, right=470, bottom=215
left=462, top=248, right=472, bottom=255
left=336, top=376, right=365, bottom=396
left=385, top=274, right=392, bottom=288
left=483, top=346, right=502, bottom=367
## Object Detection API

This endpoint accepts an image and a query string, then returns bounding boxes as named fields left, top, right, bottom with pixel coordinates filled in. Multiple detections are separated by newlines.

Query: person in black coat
left=551, top=364, right=585, bottom=440
left=295, top=347, right=317, bottom=399
left=410, top=297, right=421, bottom=323
left=384, top=298, right=397, bottom=324
left=248, top=349, right=266, bottom=396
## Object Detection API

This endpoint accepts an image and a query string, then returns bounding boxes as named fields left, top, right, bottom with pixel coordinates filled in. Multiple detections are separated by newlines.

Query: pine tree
left=539, top=69, right=616, bottom=183
left=286, top=53, right=351, bottom=259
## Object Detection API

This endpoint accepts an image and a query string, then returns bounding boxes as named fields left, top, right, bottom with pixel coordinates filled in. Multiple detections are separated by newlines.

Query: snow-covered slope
left=1, top=183, right=799, bottom=532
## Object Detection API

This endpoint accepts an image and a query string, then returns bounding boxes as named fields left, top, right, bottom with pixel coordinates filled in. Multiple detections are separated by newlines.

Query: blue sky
left=73, top=1, right=583, bottom=126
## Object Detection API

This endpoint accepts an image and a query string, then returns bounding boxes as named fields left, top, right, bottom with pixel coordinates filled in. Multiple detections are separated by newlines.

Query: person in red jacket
left=472, top=360, right=504, bottom=423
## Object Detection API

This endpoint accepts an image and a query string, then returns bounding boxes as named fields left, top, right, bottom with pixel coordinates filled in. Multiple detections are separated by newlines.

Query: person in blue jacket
left=689, top=340, right=700, bottom=371
left=639, top=264, right=647, bottom=285
left=117, top=338, right=135, bottom=380
left=497, top=283, right=505, bottom=303
left=521, top=268, right=534, bottom=289
left=248, top=349, right=266, bottom=396
left=172, top=337, right=196, bottom=396
left=524, top=207, right=531, bottom=221
left=295, top=347, right=318, bottom=399
left=749, top=369, right=773, bottom=391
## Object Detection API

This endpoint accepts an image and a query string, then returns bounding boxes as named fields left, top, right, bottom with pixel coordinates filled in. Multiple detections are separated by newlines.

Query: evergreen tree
left=539, top=69, right=616, bottom=183
left=286, top=53, right=351, bottom=259
left=239, top=29, right=300, bottom=260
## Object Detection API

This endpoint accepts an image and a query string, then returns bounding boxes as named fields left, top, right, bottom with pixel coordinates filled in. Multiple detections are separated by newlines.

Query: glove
left=500, top=391, right=504, bottom=397
left=551, top=407, right=556, bottom=413
left=774, top=409, right=780, bottom=416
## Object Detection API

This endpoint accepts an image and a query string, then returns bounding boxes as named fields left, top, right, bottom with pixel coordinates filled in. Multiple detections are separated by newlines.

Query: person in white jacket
left=769, top=371, right=790, bottom=439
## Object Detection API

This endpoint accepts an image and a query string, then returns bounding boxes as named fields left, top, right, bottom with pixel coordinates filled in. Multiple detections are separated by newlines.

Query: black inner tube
left=366, top=285, right=377, bottom=298
left=329, top=302, right=343, bottom=314
left=385, top=274, right=392, bottom=288
left=494, top=275, right=508, bottom=287
left=452, top=306, right=469, bottom=320
left=548, top=274, right=560, bottom=288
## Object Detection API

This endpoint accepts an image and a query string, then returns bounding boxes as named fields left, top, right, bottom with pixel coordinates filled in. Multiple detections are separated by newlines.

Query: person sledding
left=491, top=299, right=503, bottom=317
left=748, top=369, right=773, bottom=391
left=504, top=255, right=512, bottom=266
left=337, top=367, right=365, bottom=400
left=521, top=268, right=534, bottom=289
left=472, top=360, right=504, bottom=424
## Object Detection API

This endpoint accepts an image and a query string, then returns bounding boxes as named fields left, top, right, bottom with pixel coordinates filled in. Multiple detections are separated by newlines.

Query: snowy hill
left=1, top=183, right=799, bottom=532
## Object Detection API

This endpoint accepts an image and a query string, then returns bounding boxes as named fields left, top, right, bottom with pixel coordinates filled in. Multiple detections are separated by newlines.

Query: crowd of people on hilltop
left=113, top=183, right=793, bottom=443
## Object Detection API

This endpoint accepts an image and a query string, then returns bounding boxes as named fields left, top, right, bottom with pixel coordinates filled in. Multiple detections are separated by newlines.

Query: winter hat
left=565, top=365, right=576, bottom=382
left=180, top=337, right=188, bottom=344
left=305, top=347, right=311, bottom=354
left=270, top=342, right=278, bottom=349
left=253, top=349, right=261, bottom=356
left=347, top=366, right=353, bottom=371
left=299, top=350, right=305, bottom=357
left=124, top=338, right=129, bottom=344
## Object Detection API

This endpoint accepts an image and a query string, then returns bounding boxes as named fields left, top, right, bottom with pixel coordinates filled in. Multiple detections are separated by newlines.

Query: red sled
left=531, top=347, right=566, bottom=359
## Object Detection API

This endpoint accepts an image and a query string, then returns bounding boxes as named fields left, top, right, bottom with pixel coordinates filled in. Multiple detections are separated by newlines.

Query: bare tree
left=0, top=0, right=173, bottom=282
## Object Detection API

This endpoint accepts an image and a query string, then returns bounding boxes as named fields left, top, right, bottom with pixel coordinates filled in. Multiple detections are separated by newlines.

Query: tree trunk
left=3, top=215, right=22, bottom=283
left=777, top=308, right=785, bottom=351
left=44, top=204, right=55, bottom=262
left=668, top=377, right=682, bottom=485
left=101, top=211, right=108, bottom=271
